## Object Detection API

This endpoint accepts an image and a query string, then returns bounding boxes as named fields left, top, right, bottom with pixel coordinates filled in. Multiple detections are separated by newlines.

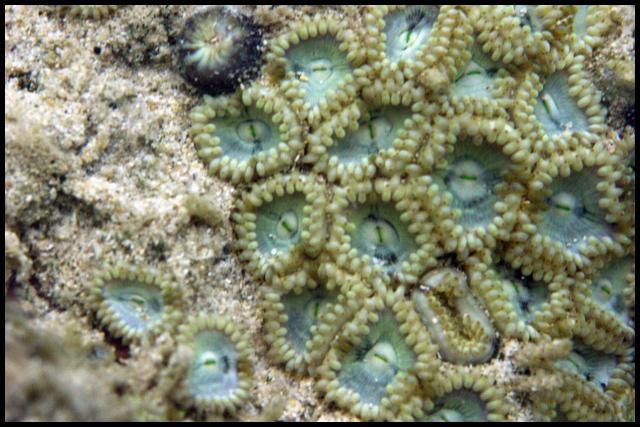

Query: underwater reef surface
left=4, top=5, right=635, bottom=421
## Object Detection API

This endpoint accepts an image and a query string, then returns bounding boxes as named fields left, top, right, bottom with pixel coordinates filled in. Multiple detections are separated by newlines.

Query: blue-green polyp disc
left=283, top=286, right=337, bottom=354
left=541, top=169, right=613, bottom=253
left=338, top=310, right=416, bottom=405
left=384, top=6, right=439, bottom=63
left=590, top=257, right=633, bottom=327
left=349, top=201, right=418, bottom=271
left=451, top=43, right=500, bottom=99
left=534, top=72, right=589, bottom=137
left=423, top=389, right=488, bottom=421
left=328, top=106, right=411, bottom=164
left=214, top=106, right=279, bottom=161
left=496, top=264, right=548, bottom=323
left=188, top=330, right=239, bottom=400
left=255, top=193, right=305, bottom=254
left=285, top=36, right=352, bottom=109
left=435, top=139, right=510, bottom=228
left=102, top=279, right=164, bottom=333
left=555, top=342, right=619, bottom=391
